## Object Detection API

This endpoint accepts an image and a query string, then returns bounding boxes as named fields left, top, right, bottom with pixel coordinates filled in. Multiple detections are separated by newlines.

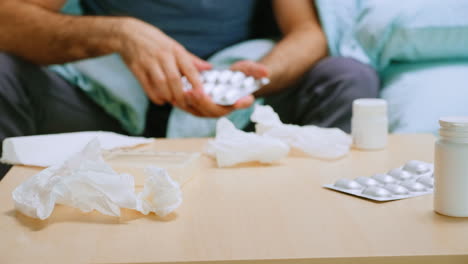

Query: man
left=0, top=0, right=379, bottom=178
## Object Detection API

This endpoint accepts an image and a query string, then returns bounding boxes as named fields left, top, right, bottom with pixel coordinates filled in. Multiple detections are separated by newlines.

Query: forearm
left=257, top=25, right=328, bottom=96
left=0, top=1, right=125, bottom=65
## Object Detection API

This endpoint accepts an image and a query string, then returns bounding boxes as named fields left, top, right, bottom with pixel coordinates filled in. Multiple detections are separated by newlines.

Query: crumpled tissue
left=205, top=118, right=290, bottom=167
left=251, top=105, right=352, bottom=159
left=136, top=166, right=182, bottom=216
left=12, top=139, right=182, bottom=220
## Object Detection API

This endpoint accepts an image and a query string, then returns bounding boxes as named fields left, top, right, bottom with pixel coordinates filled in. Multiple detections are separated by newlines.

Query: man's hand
left=118, top=18, right=209, bottom=109
left=231, top=60, right=270, bottom=96
left=119, top=18, right=254, bottom=118
left=185, top=89, right=254, bottom=118
left=230, top=60, right=270, bottom=79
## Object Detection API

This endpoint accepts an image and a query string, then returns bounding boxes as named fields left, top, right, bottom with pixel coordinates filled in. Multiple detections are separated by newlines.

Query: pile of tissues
left=205, top=118, right=290, bottom=167
left=12, top=139, right=182, bottom=220
left=206, top=105, right=352, bottom=167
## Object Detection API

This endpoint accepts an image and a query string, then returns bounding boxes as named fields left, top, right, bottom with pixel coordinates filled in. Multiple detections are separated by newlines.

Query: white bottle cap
left=439, top=117, right=468, bottom=128
left=353, top=99, right=387, bottom=118
left=439, top=117, right=468, bottom=140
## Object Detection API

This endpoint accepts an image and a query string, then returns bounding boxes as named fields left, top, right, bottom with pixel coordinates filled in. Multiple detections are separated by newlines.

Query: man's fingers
left=179, top=96, right=205, bottom=117
left=187, top=91, right=234, bottom=117
left=177, top=51, right=204, bottom=92
left=162, top=57, right=187, bottom=109
left=233, top=95, right=255, bottom=109
left=189, top=53, right=212, bottom=71
left=231, top=60, right=269, bottom=79
left=149, top=63, right=172, bottom=103
left=130, top=64, right=164, bottom=105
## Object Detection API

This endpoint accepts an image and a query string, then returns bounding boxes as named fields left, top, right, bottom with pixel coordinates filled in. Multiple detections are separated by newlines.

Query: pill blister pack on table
left=182, top=70, right=270, bottom=106
left=324, top=160, right=434, bottom=201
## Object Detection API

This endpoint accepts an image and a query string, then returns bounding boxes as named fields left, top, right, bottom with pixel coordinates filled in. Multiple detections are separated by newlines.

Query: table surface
left=1, top=135, right=468, bottom=264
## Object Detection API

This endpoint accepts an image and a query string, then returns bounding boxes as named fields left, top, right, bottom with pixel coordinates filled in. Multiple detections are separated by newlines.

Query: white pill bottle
left=434, top=117, right=468, bottom=217
left=351, top=99, right=388, bottom=150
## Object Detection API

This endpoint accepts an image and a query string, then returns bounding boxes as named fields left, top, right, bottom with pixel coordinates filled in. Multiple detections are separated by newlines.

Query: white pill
left=199, top=74, right=205, bottom=82
left=258, top=77, right=270, bottom=86
left=384, top=184, right=410, bottom=195
left=355, top=176, right=380, bottom=187
left=387, top=168, right=413, bottom=181
left=242, top=76, right=255, bottom=87
left=334, top=178, right=363, bottom=190
left=372, top=174, right=396, bottom=184
left=403, top=160, right=431, bottom=174
left=203, top=83, right=215, bottom=95
left=211, top=84, right=228, bottom=101
left=183, top=84, right=192, bottom=91
left=231, top=71, right=246, bottom=84
left=217, top=89, right=241, bottom=105
left=217, top=97, right=230, bottom=105
left=417, top=175, right=434, bottom=188
left=202, top=70, right=218, bottom=83
left=181, top=77, right=192, bottom=91
left=363, top=186, right=392, bottom=198
left=218, top=70, right=233, bottom=84
left=226, top=88, right=241, bottom=99
left=401, top=180, right=427, bottom=192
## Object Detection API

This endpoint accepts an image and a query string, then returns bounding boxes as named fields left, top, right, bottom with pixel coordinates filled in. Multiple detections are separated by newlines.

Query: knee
left=0, top=52, right=25, bottom=72
left=0, top=53, right=30, bottom=101
left=310, top=57, right=380, bottom=100
left=0, top=53, right=26, bottom=84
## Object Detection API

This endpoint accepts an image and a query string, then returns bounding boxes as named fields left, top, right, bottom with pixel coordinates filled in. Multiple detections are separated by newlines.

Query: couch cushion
left=381, top=61, right=468, bottom=133
left=356, top=0, right=468, bottom=71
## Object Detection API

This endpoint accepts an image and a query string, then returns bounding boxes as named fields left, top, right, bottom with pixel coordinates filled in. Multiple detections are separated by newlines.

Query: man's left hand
left=230, top=60, right=270, bottom=79
left=184, top=60, right=269, bottom=118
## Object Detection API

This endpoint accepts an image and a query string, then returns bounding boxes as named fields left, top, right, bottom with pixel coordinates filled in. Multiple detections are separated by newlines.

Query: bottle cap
left=439, top=117, right=468, bottom=128
left=353, top=99, right=387, bottom=118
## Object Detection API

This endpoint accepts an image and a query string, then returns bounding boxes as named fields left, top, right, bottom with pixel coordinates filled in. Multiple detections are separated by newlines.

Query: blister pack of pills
left=182, top=70, right=270, bottom=106
left=324, top=160, right=434, bottom=201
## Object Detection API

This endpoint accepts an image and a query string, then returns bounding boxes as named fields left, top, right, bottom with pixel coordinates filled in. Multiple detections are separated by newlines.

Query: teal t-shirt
left=80, top=0, right=258, bottom=59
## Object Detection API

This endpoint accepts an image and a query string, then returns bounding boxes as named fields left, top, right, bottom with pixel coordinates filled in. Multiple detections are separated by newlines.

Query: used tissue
left=205, top=118, right=290, bottom=167
left=136, top=166, right=182, bottom=216
left=251, top=105, right=352, bottom=159
left=12, top=139, right=182, bottom=220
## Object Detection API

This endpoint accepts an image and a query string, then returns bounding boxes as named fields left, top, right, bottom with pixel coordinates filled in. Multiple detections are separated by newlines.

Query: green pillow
left=356, top=0, right=468, bottom=71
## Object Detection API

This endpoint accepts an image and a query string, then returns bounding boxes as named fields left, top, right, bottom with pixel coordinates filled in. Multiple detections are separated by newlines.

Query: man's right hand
left=117, top=18, right=254, bottom=118
left=117, top=18, right=211, bottom=111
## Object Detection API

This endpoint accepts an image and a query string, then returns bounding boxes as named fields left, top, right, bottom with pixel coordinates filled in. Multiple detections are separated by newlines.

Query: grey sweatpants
left=0, top=53, right=379, bottom=179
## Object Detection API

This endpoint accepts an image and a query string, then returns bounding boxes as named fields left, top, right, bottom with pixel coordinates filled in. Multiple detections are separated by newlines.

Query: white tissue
left=12, top=139, right=182, bottom=220
left=206, top=118, right=290, bottom=167
left=12, top=139, right=136, bottom=219
left=136, top=166, right=183, bottom=217
left=1, top=131, right=153, bottom=167
left=251, top=105, right=352, bottom=159
left=12, top=166, right=62, bottom=220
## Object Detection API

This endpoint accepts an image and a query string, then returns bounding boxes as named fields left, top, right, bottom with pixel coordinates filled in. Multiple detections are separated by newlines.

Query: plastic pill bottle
left=434, top=117, right=468, bottom=217
left=351, top=99, right=388, bottom=150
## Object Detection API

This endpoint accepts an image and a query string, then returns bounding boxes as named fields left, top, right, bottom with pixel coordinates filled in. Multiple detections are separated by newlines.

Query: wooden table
left=1, top=135, right=468, bottom=264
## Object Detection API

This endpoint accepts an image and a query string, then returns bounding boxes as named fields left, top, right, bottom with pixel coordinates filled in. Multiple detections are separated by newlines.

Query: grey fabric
left=246, top=57, right=380, bottom=133
left=0, top=53, right=128, bottom=179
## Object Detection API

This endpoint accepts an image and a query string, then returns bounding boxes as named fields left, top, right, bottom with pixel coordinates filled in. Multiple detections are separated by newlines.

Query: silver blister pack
left=324, top=160, right=434, bottom=201
left=182, top=70, right=270, bottom=106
